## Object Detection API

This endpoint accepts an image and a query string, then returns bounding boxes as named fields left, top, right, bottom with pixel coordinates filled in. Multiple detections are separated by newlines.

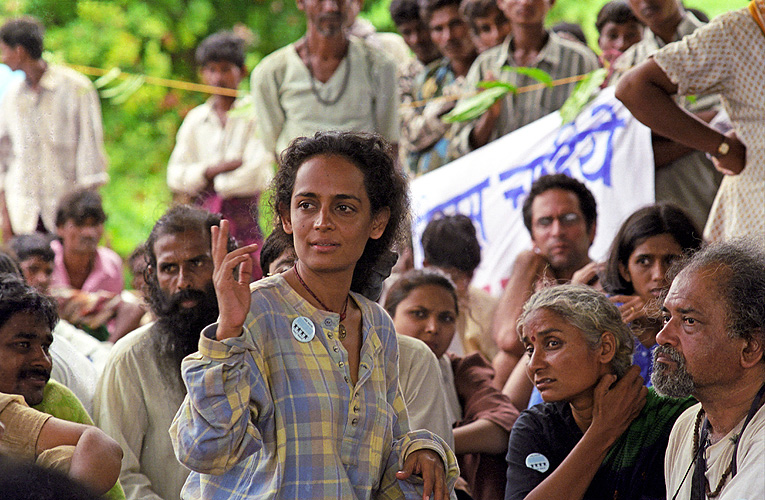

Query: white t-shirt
left=665, top=401, right=765, bottom=500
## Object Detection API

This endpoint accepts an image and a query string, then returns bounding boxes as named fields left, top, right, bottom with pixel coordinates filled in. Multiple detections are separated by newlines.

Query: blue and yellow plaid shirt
left=170, top=275, right=458, bottom=499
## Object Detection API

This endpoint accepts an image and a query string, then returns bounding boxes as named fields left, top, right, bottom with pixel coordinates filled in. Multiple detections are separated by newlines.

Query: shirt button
left=327, top=333, right=333, bottom=339
left=338, top=361, right=345, bottom=368
left=351, top=418, right=358, bottom=426
left=353, top=405, right=359, bottom=413
left=323, top=318, right=333, bottom=327
left=333, top=346, right=339, bottom=352
left=344, top=376, right=349, bottom=383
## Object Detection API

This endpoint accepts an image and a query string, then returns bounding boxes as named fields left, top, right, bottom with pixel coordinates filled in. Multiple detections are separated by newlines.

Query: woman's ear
left=279, top=204, right=293, bottom=235
left=369, top=207, right=390, bottom=240
left=618, top=262, right=631, bottom=283
left=598, top=332, right=617, bottom=365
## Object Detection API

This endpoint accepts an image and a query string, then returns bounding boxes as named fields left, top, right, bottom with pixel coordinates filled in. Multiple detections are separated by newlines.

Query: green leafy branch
left=442, top=66, right=553, bottom=123
left=558, top=68, right=607, bottom=124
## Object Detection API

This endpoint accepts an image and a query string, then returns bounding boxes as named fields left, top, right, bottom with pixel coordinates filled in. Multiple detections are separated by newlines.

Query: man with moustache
left=93, top=206, right=236, bottom=500
left=251, top=0, right=399, bottom=157
left=402, top=0, right=478, bottom=174
left=652, top=239, right=765, bottom=500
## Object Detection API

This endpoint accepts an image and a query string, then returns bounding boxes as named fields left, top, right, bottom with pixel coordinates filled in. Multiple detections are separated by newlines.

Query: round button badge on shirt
left=292, top=317, right=316, bottom=343
left=525, top=453, right=549, bottom=473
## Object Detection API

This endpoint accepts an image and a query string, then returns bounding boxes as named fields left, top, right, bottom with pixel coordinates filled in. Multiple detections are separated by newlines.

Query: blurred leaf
left=502, top=66, right=554, bottom=86
left=559, top=68, right=608, bottom=124
left=477, top=80, right=517, bottom=92
left=110, top=75, right=145, bottom=104
left=442, top=86, right=509, bottom=123
left=94, top=68, right=122, bottom=89
left=686, top=95, right=698, bottom=104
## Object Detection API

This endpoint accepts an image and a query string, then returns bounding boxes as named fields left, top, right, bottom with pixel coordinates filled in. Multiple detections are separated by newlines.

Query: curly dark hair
left=521, top=173, right=597, bottom=233
left=601, top=203, right=702, bottom=296
left=390, top=0, right=421, bottom=25
left=272, top=131, right=410, bottom=294
left=0, top=273, right=58, bottom=332
left=596, top=0, right=643, bottom=33
left=418, top=0, right=462, bottom=22
left=195, top=31, right=246, bottom=68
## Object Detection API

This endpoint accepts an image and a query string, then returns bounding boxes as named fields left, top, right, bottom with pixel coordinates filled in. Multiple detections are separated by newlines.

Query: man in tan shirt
left=0, top=16, right=107, bottom=240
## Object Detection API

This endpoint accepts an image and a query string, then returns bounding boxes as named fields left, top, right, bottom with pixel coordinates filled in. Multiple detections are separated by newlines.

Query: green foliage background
left=0, top=0, right=745, bottom=259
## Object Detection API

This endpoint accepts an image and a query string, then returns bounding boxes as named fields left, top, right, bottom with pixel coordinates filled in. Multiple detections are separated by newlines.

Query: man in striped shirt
left=450, top=0, right=598, bottom=159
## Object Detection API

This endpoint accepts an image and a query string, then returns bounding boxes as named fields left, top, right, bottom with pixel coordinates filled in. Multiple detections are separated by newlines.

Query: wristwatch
left=712, top=137, right=730, bottom=158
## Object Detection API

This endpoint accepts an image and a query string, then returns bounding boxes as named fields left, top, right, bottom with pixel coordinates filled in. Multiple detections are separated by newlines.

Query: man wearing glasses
left=492, top=173, right=598, bottom=386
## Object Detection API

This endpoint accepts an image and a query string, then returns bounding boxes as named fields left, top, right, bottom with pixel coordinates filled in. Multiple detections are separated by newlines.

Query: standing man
left=612, top=0, right=721, bottom=233
left=251, top=0, right=399, bottom=156
left=652, top=239, right=765, bottom=500
left=402, top=0, right=478, bottom=175
left=0, top=16, right=107, bottom=240
left=167, top=31, right=274, bottom=279
left=93, top=205, right=234, bottom=500
left=492, top=174, right=597, bottom=386
left=450, top=0, right=598, bottom=158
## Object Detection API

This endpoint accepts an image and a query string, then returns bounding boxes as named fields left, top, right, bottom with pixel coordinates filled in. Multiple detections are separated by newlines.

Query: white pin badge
left=292, top=317, right=315, bottom=343
left=525, top=453, right=549, bottom=473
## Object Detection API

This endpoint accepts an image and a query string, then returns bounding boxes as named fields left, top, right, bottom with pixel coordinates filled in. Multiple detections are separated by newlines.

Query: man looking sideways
left=652, top=239, right=765, bottom=500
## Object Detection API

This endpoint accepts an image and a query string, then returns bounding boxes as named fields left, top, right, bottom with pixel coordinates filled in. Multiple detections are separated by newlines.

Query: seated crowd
left=1, top=1, right=764, bottom=499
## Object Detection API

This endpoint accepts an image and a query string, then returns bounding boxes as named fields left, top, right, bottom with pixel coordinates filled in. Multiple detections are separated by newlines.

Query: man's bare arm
left=615, top=58, right=745, bottom=175
left=491, top=250, right=547, bottom=387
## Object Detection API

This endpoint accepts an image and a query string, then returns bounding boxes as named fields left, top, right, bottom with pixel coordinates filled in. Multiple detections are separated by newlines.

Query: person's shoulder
left=668, top=400, right=703, bottom=436
left=107, top=322, right=157, bottom=362
left=181, top=100, right=213, bottom=123
left=548, top=32, right=598, bottom=64
left=96, top=246, right=122, bottom=265
left=352, top=36, right=398, bottom=74
left=48, top=65, right=96, bottom=91
left=474, top=41, right=506, bottom=69
left=253, top=44, right=295, bottom=75
left=397, top=334, right=432, bottom=356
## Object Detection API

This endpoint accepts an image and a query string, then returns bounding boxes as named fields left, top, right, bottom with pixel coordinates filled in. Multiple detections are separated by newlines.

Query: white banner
left=410, top=87, right=655, bottom=296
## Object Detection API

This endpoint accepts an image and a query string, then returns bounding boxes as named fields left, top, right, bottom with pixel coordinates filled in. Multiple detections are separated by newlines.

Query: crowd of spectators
left=0, top=1, right=764, bottom=499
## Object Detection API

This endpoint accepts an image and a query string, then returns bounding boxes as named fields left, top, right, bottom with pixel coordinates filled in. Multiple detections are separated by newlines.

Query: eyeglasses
left=533, top=212, right=583, bottom=228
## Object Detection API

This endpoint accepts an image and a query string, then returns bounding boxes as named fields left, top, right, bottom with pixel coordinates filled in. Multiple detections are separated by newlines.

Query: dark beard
left=146, top=278, right=219, bottom=387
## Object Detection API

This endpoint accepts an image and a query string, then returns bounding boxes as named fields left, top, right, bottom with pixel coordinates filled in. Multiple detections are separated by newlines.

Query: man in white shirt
left=653, top=239, right=765, bottom=500
left=0, top=16, right=107, bottom=240
left=93, top=206, right=233, bottom=500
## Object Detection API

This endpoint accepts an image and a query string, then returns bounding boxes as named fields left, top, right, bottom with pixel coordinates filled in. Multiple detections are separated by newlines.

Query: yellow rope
left=67, top=63, right=242, bottom=97
left=66, top=62, right=591, bottom=107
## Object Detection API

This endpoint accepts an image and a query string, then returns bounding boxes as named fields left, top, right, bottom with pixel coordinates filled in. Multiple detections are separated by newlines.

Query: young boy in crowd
left=595, top=0, right=644, bottom=65
left=459, top=0, right=511, bottom=53
left=167, top=31, right=274, bottom=279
